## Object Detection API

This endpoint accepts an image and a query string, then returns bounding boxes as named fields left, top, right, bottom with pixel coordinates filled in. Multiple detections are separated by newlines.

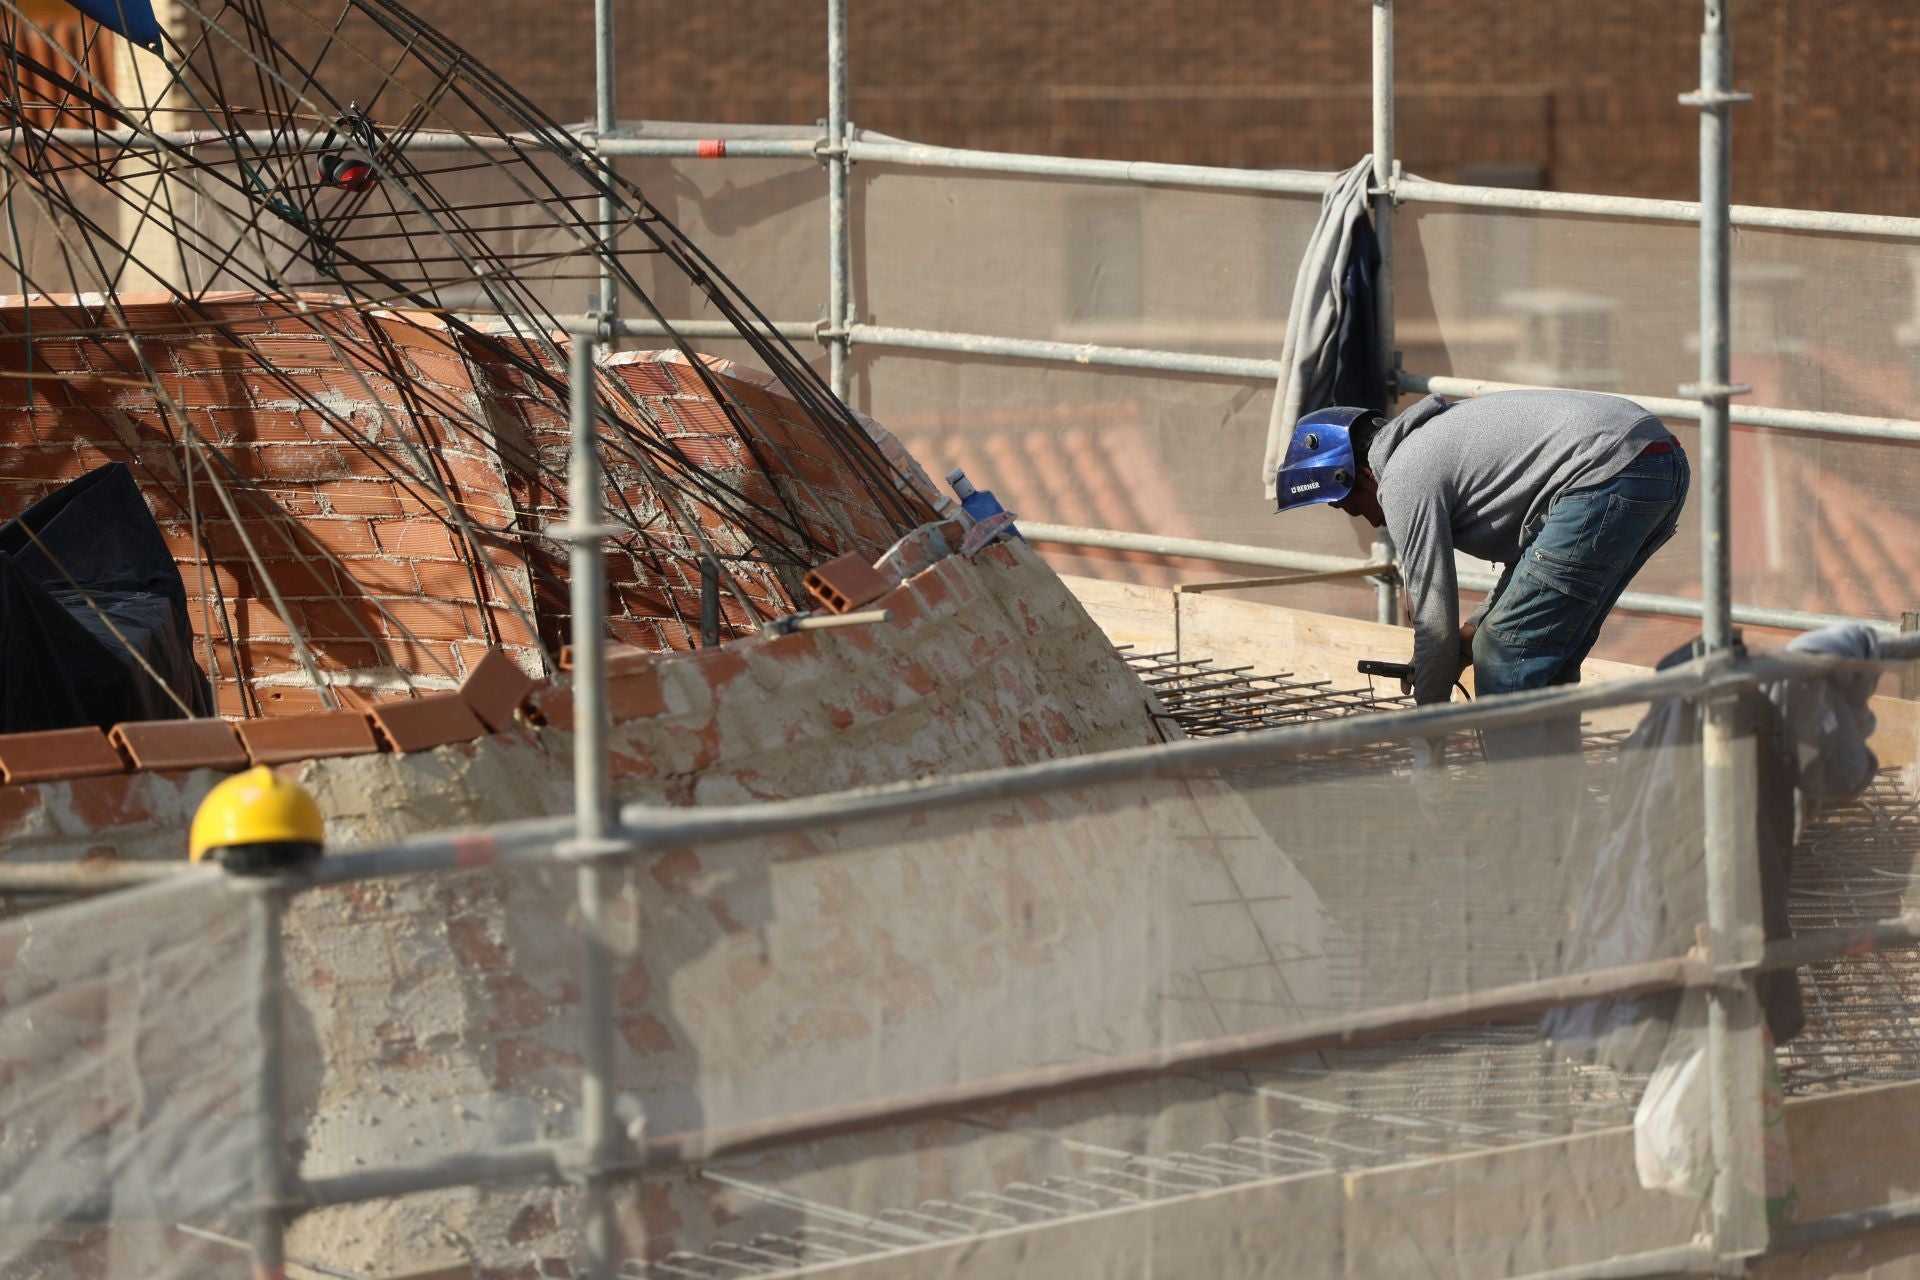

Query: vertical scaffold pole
left=248, top=885, right=288, bottom=1280
left=1370, top=0, right=1399, bottom=627
left=1683, top=0, right=1766, bottom=1264
left=826, top=0, right=851, bottom=400
left=568, top=332, right=625, bottom=1280
left=594, top=0, right=619, bottom=327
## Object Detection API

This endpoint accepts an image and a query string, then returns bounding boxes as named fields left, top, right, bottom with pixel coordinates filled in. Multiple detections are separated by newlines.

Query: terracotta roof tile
left=0, top=727, right=127, bottom=784
left=237, top=712, right=381, bottom=765
left=459, top=649, right=540, bottom=732
left=368, top=693, right=486, bottom=754
left=110, top=719, right=249, bottom=773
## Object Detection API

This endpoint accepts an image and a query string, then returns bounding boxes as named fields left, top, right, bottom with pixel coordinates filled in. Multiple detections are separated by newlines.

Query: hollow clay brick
left=237, top=711, right=381, bottom=765
left=369, top=692, right=486, bottom=754
left=0, top=727, right=127, bottom=784
left=803, top=553, right=893, bottom=616
left=110, top=719, right=249, bottom=773
left=459, top=649, right=540, bottom=732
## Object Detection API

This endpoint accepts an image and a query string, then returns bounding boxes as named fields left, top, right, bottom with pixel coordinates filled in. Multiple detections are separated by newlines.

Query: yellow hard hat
left=189, top=765, right=325, bottom=870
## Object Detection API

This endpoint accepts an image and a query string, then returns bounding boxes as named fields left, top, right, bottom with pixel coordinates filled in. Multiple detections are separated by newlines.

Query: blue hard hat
left=1275, top=406, right=1372, bottom=513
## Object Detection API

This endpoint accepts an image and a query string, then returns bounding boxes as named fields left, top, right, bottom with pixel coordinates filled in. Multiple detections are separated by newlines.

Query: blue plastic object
left=63, top=0, right=164, bottom=49
left=946, top=468, right=1022, bottom=540
left=1273, top=405, right=1370, bottom=513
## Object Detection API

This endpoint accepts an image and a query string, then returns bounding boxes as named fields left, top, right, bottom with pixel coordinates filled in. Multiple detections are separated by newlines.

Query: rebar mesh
left=1781, top=771, right=1920, bottom=1094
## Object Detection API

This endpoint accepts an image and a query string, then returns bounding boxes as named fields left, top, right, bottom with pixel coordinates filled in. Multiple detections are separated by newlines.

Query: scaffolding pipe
left=1022, top=522, right=1393, bottom=577
left=9, top=125, right=819, bottom=158
left=1370, top=0, right=1400, bottom=627
left=20, top=121, right=1920, bottom=240
left=286, top=954, right=1708, bottom=1211
left=247, top=886, right=289, bottom=1280
left=1021, top=521, right=1885, bottom=634
left=594, top=0, right=618, bottom=325
left=826, top=0, right=852, bottom=399
left=1508, top=1243, right=1720, bottom=1280
left=1407, top=372, right=1920, bottom=446
left=0, top=861, right=194, bottom=891
left=279, top=639, right=1920, bottom=897
left=1771, top=1193, right=1920, bottom=1254
left=845, top=137, right=1338, bottom=195
left=1392, top=174, right=1920, bottom=241
left=564, top=333, right=625, bottom=1280
left=572, top=315, right=820, bottom=342
left=639, top=956, right=1710, bottom=1166
left=559, top=315, right=1920, bottom=451
left=1687, top=0, right=1768, bottom=1263
left=845, top=322, right=1281, bottom=379
left=297, top=1141, right=563, bottom=1211
left=301, top=655, right=1739, bottom=890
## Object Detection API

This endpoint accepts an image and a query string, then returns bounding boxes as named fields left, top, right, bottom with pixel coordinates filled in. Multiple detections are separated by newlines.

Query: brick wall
left=0, top=295, right=940, bottom=721
left=392, top=0, right=1919, bottom=216
left=0, top=294, right=541, bottom=718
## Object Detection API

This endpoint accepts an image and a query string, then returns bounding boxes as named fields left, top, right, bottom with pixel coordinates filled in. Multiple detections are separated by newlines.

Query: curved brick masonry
left=0, top=293, right=941, bottom=723
left=0, top=292, right=540, bottom=719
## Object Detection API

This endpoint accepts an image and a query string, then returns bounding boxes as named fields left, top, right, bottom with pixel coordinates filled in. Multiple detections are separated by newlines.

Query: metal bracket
left=812, top=118, right=854, bottom=162
left=1678, top=380, right=1752, bottom=400
left=1366, top=159, right=1404, bottom=206
left=1678, top=89, right=1754, bottom=108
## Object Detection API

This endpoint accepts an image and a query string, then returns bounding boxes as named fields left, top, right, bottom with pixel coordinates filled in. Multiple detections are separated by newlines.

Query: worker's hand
left=1458, top=621, right=1477, bottom=668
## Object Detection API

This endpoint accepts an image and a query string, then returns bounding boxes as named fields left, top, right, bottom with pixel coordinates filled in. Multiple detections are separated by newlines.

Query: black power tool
left=1356, top=659, right=1416, bottom=695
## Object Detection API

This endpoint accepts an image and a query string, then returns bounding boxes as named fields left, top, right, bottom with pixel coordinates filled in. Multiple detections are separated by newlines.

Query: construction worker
left=189, top=765, right=326, bottom=873
left=1273, top=389, right=1689, bottom=759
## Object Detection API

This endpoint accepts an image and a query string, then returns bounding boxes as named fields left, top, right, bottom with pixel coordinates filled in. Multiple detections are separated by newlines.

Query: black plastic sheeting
left=0, top=463, right=212, bottom=734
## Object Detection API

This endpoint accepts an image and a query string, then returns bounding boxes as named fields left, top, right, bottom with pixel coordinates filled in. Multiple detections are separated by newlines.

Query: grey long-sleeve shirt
left=1369, top=390, right=1668, bottom=705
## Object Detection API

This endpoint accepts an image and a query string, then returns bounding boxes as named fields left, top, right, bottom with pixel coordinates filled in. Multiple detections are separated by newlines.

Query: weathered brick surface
left=464, top=339, right=943, bottom=655
left=0, top=294, right=539, bottom=715
left=286, top=0, right=1920, bottom=216
left=0, top=294, right=944, bottom=730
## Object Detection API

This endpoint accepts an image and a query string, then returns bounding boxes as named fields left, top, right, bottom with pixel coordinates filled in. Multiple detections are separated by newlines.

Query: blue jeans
left=1473, top=445, right=1690, bottom=759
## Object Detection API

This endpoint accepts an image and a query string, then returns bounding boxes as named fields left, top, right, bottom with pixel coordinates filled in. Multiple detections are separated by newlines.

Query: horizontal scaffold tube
left=21, top=126, right=1920, bottom=241
left=1505, top=1242, right=1720, bottom=1280
left=281, top=955, right=1708, bottom=1214
left=307, top=651, right=1779, bottom=887
left=7, top=126, right=820, bottom=158
left=637, top=955, right=1710, bottom=1167
left=1019, top=521, right=1888, bottom=634
left=301, top=644, right=1915, bottom=887
left=1407, top=372, right=1920, bottom=447
left=554, top=314, right=1920, bottom=452
left=845, top=138, right=1339, bottom=195
left=1393, top=175, right=1920, bottom=242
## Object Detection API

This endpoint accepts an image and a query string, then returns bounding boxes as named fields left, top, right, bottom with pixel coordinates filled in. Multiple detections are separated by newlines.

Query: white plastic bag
left=1634, top=1040, right=1714, bottom=1195
left=1634, top=1018, right=1798, bottom=1221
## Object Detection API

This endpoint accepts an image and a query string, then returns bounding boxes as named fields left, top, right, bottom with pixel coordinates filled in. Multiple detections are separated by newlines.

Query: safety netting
left=286, top=132, right=1919, bottom=664
left=8, top=668, right=1877, bottom=1277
